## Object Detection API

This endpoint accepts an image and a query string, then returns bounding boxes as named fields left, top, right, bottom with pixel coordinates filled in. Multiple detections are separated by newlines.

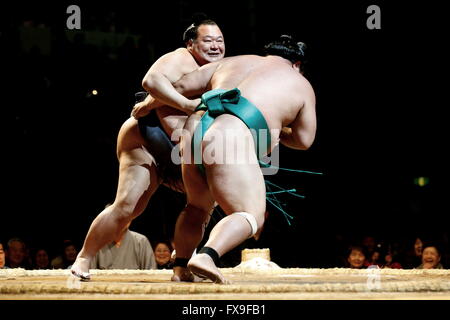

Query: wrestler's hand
left=279, top=127, right=293, bottom=146
left=131, top=101, right=151, bottom=119
left=185, top=98, right=202, bottom=114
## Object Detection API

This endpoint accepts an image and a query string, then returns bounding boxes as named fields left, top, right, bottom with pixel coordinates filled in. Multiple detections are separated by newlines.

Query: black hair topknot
left=182, top=12, right=217, bottom=43
left=264, top=34, right=307, bottom=64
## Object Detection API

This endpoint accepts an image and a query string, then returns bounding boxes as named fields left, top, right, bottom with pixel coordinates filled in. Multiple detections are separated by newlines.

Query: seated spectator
left=153, top=241, right=174, bottom=269
left=90, top=222, right=156, bottom=270
left=6, top=237, right=31, bottom=269
left=51, top=240, right=78, bottom=269
left=362, top=235, right=377, bottom=259
left=368, top=243, right=403, bottom=269
left=416, top=243, right=444, bottom=269
left=32, top=247, right=51, bottom=269
left=401, top=236, right=423, bottom=269
left=382, top=246, right=403, bottom=269
left=0, top=242, right=8, bottom=269
left=345, top=245, right=368, bottom=269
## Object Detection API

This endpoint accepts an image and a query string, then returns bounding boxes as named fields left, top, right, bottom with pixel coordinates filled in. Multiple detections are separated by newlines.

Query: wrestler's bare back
left=209, top=55, right=315, bottom=150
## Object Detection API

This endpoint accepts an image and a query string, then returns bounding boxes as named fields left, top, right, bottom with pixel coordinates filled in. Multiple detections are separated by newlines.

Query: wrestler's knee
left=252, top=200, right=266, bottom=229
left=110, top=200, right=142, bottom=223
left=234, top=211, right=264, bottom=238
left=254, top=212, right=265, bottom=231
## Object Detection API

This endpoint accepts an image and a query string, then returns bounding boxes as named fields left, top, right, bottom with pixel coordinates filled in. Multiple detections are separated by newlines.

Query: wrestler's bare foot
left=188, top=253, right=230, bottom=284
left=171, top=266, right=196, bottom=282
left=70, top=256, right=91, bottom=281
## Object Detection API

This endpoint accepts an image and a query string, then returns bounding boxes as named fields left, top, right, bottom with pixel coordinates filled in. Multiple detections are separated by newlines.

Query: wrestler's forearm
left=279, top=127, right=308, bottom=150
left=142, top=73, right=195, bottom=114
left=143, top=94, right=164, bottom=110
left=173, top=81, right=204, bottom=99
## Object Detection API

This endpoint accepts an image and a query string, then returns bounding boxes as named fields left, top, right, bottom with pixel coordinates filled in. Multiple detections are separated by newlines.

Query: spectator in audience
left=32, top=247, right=51, bottom=269
left=345, top=245, right=368, bottom=269
left=415, top=238, right=423, bottom=254
left=6, top=237, right=31, bottom=269
left=367, top=243, right=403, bottom=269
left=51, top=240, right=78, bottom=269
left=382, top=245, right=403, bottom=269
left=416, top=243, right=444, bottom=269
left=154, top=240, right=174, bottom=269
left=0, top=242, right=7, bottom=269
left=362, top=235, right=377, bottom=259
left=90, top=222, right=156, bottom=270
left=401, top=236, right=423, bottom=269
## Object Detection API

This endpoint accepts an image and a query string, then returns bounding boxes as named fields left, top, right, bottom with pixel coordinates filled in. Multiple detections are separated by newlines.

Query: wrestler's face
left=189, top=24, right=225, bottom=65
left=421, top=247, right=440, bottom=269
left=348, top=249, right=366, bottom=268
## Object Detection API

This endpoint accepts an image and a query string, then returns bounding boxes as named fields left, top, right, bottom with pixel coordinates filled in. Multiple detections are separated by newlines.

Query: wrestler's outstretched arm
left=136, top=49, right=200, bottom=116
left=148, top=60, right=223, bottom=112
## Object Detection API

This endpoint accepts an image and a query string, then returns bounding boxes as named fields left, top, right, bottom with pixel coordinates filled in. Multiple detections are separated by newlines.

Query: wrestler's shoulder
left=295, top=72, right=314, bottom=93
left=169, top=47, right=193, bottom=58
left=157, top=48, right=195, bottom=64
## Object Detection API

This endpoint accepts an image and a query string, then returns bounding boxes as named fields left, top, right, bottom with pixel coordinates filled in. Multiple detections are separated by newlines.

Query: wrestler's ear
left=293, top=61, right=304, bottom=75
left=187, top=39, right=194, bottom=51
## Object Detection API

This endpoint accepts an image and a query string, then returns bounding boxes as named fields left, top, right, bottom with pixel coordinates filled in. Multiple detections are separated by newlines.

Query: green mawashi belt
left=191, top=88, right=271, bottom=173
left=190, top=88, right=323, bottom=226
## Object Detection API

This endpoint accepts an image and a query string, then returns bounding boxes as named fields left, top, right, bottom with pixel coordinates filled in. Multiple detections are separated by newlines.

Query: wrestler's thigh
left=115, top=147, right=162, bottom=215
left=206, top=162, right=266, bottom=216
left=117, top=117, right=147, bottom=155
left=203, top=115, right=266, bottom=215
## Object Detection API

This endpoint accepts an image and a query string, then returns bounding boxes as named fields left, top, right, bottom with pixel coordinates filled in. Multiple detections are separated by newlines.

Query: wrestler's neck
left=266, top=55, right=300, bottom=70
left=266, top=55, right=290, bottom=63
left=192, top=55, right=207, bottom=67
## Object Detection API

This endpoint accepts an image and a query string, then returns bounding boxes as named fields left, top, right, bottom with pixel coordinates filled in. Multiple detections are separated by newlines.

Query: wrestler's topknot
left=183, top=12, right=218, bottom=44
left=264, top=34, right=307, bottom=65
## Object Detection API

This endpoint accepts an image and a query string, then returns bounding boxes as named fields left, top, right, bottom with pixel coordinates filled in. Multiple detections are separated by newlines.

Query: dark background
left=1, top=0, right=448, bottom=267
